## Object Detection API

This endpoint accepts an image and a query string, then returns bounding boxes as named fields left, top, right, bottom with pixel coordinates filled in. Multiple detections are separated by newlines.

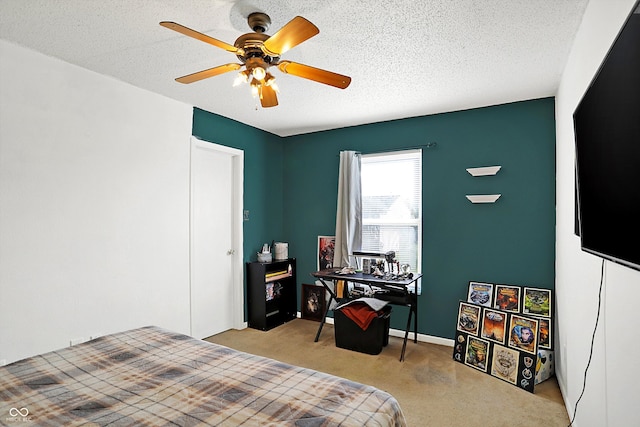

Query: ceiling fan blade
left=277, top=61, right=351, bottom=89
left=175, top=63, right=242, bottom=84
left=260, top=84, right=278, bottom=108
left=160, top=21, right=238, bottom=53
left=262, top=16, right=319, bottom=56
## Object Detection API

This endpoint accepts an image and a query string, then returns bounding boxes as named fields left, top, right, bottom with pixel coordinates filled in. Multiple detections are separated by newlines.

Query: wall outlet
left=69, top=338, right=85, bottom=346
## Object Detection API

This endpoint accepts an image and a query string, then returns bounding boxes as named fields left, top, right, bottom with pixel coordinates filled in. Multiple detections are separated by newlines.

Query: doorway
left=190, top=137, right=244, bottom=339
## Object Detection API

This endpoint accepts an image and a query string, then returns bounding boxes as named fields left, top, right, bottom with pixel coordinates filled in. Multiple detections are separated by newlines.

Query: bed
left=0, top=326, right=406, bottom=426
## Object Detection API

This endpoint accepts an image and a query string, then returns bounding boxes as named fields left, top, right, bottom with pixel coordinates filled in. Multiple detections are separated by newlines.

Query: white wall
left=0, top=40, right=194, bottom=364
left=555, top=1, right=640, bottom=426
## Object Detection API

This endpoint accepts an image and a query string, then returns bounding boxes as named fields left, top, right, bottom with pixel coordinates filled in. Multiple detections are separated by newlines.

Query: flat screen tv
left=573, top=2, right=640, bottom=271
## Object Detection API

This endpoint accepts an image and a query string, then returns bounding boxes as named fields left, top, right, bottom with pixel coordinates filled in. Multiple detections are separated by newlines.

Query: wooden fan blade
left=160, top=21, right=238, bottom=53
left=260, top=84, right=278, bottom=108
left=277, top=61, right=351, bottom=89
left=262, top=16, right=319, bottom=56
left=175, top=63, right=242, bottom=84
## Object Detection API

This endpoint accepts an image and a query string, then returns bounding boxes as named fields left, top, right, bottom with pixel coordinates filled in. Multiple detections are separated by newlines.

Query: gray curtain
left=334, top=151, right=362, bottom=267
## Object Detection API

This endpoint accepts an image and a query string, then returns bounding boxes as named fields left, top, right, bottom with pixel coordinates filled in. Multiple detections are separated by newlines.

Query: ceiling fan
left=160, top=13, right=351, bottom=108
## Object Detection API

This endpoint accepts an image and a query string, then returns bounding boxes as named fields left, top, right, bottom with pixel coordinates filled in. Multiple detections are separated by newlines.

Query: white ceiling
left=0, top=0, right=589, bottom=137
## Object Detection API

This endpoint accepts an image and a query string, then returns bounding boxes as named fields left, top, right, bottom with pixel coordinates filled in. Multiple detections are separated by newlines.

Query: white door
left=190, top=138, right=244, bottom=339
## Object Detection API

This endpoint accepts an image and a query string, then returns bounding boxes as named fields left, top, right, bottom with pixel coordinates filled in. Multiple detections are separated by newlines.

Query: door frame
left=190, top=136, right=245, bottom=331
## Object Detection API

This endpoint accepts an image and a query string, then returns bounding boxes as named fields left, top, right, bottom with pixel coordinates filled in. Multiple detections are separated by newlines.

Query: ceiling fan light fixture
left=250, top=80, right=260, bottom=98
left=264, top=74, right=279, bottom=93
left=251, top=66, right=267, bottom=81
left=263, top=73, right=275, bottom=86
left=233, top=69, right=251, bottom=86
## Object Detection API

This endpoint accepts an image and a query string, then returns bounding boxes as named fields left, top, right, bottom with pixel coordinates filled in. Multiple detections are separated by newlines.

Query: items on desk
left=384, top=251, right=397, bottom=264
left=353, top=250, right=395, bottom=271
left=373, top=270, right=414, bottom=281
left=336, top=266, right=356, bottom=275
left=362, top=258, right=385, bottom=275
left=401, top=263, right=411, bottom=275
left=372, top=266, right=385, bottom=277
left=354, top=251, right=413, bottom=280
left=362, top=258, right=371, bottom=274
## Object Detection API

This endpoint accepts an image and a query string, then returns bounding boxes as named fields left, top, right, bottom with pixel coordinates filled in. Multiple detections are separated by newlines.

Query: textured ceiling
left=0, top=0, right=589, bottom=137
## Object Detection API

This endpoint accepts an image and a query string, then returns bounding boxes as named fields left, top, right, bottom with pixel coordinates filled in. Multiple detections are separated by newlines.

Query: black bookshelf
left=246, top=258, right=297, bottom=330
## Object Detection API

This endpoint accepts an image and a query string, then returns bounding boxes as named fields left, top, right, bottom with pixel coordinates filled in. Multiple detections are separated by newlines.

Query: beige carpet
left=206, top=319, right=569, bottom=427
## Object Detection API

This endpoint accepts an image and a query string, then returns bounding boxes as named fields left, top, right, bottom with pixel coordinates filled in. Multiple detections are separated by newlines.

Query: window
left=360, top=149, right=422, bottom=273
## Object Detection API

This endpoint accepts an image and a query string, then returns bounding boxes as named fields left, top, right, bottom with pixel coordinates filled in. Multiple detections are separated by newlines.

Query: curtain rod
left=349, top=143, right=437, bottom=156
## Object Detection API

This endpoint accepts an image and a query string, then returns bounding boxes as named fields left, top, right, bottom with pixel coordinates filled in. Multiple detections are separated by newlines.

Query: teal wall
left=192, top=98, right=556, bottom=340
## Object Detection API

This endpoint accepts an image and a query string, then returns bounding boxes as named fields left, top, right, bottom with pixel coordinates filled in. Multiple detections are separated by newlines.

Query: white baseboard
left=296, top=312, right=454, bottom=348
left=388, top=328, right=454, bottom=347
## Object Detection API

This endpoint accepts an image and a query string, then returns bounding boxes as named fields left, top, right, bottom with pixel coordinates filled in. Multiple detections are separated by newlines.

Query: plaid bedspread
left=0, top=326, right=406, bottom=426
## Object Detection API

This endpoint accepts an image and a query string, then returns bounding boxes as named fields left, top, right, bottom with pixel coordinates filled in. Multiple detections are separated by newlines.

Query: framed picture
left=481, top=307, right=507, bottom=344
left=317, top=236, right=335, bottom=270
left=464, top=336, right=489, bottom=372
left=494, top=285, right=521, bottom=313
left=537, top=317, right=552, bottom=349
left=490, top=345, right=519, bottom=385
left=301, top=284, right=326, bottom=322
left=508, top=314, right=539, bottom=355
left=468, top=281, right=494, bottom=307
left=523, top=287, right=552, bottom=317
left=457, top=302, right=481, bottom=336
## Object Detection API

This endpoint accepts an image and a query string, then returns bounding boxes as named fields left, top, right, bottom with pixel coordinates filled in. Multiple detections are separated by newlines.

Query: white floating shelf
left=466, top=194, right=501, bottom=203
left=466, top=166, right=501, bottom=176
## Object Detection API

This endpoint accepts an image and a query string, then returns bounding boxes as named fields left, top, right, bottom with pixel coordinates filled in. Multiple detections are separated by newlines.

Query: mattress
left=0, top=326, right=406, bottom=426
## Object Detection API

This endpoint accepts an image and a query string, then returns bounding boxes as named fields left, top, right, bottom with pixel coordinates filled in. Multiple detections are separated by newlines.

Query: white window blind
left=360, top=149, right=422, bottom=273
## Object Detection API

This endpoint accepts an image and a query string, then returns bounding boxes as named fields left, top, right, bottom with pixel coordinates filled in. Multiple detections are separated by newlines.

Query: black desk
left=311, top=269, right=422, bottom=361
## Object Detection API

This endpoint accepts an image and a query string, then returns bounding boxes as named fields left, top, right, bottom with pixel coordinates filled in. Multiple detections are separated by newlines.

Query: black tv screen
left=573, top=2, right=640, bottom=271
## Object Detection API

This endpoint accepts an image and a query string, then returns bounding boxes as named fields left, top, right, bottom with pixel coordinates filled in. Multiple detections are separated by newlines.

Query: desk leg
left=400, top=307, right=413, bottom=362
left=314, top=294, right=334, bottom=342
left=314, top=278, right=337, bottom=343
left=413, top=296, right=418, bottom=343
